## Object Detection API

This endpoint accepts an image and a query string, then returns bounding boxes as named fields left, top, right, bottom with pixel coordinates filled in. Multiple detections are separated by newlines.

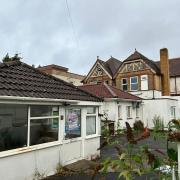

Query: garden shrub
left=153, top=115, right=164, bottom=131
left=133, top=120, right=144, bottom=131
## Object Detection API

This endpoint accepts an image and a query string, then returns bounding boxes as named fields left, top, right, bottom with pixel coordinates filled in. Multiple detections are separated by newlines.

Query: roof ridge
left=107, top=84, right=142, bottom=100
left=103, top=83, right=117, bottom=97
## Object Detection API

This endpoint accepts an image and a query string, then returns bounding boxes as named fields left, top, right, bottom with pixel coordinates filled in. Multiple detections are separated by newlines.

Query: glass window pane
left=131, top=77, right=137, bottom=83
left=87, top=107, right=96, bottom=114
left=123, top=85, right=128, bottom=91
left=0, top=104, right=28, bottom=152
left=86, top=116, right=96, bottom=135
left=31, top=106, right=59, bottom=117
left=131, top=83, right=138, bottom=91
left=118, top=106, right=121, bottom=118
left=65, top=109, right=81, bottom=139
left=30, top=118, right=58, bottom=145
left=122, top=79, right=127, bottom=84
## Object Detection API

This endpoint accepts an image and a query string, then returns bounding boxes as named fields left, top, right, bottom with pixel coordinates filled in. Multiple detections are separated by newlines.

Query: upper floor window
left=122, top=78, right=128, bottom=91
left=130, top=76, right=138, bottom=91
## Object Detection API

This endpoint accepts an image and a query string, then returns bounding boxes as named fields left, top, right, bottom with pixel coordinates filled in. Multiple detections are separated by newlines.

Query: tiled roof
left=97, top=57, right=122, bottom=77
left=124, top=50, right=161, bottom=75
left=0, top=61, right=101, bottom=102
left=155, top=58, right=180, bottom=77
left=79, top=83, right=141, bottom=101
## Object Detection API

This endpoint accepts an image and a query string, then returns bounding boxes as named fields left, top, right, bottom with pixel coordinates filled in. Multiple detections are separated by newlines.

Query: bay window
left=86, top=107, right=96, bottom=136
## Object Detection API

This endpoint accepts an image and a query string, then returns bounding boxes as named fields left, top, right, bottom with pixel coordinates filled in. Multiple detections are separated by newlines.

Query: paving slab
left=64, top=159, right=97, bottom=172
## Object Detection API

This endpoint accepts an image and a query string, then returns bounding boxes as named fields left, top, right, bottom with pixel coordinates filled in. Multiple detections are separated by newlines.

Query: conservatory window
left=65, top=108, right=81, bottom=139
left=0, top=104, right=28, bottom=152
left=29, top=106, right=59, bottom=146
left=86, top=107, right=96, bottom=136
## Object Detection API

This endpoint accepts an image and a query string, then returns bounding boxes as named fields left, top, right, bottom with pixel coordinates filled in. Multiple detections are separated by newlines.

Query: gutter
left=104, top=98, right=142, bottom=102
left=0, top=96, right=80, bottom=104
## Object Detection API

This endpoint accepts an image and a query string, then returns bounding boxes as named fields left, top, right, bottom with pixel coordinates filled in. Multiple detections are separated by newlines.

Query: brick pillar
left=160, top=48, right=170, bottom=96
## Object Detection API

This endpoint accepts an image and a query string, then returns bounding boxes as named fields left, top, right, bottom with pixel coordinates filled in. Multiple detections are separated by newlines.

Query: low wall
left=0, top=136, right=100, bottom=180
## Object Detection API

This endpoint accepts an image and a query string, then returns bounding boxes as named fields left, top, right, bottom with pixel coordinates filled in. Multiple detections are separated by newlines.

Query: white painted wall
left=0, top=137, right=100, bottom=180
left=143, top=98, right=180, bottom=128
left=100, top=100, right=143, bottom=129
left=130, top=90, right=162, bottom=99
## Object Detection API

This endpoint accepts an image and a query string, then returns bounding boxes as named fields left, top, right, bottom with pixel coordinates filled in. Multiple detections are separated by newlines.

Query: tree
left=2, top=53, right=22, bottom=63
left=2, top=53, right=11, bottom=62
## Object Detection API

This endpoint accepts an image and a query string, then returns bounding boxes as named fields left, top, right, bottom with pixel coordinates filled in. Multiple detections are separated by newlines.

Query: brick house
left=83, top=48, right=180, bottom=99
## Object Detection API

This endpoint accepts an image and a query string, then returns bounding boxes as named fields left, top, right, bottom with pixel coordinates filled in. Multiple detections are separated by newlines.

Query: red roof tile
left=79, top=83, right=141, bottom=101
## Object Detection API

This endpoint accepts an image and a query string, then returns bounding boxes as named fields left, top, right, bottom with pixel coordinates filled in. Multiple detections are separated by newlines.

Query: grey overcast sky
left=0, top=0, right=180, bottom=75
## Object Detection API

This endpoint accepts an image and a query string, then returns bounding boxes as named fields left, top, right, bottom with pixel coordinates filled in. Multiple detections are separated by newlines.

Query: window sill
left=0, top=141, right=62, bottom=158
left=127, top=118, right=133, bottom=119
left=85, top=134, right=101, bottom=140
left=63, top=137, right=82, bottom=144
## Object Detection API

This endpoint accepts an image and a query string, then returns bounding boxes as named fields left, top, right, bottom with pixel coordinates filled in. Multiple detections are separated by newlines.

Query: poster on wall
left=65, top=109, right=81, bottom=136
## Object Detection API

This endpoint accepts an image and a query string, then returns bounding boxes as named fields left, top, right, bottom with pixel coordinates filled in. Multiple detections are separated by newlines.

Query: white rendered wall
left=0, top=137, right=100, bottom=180
left=143, top=98, right=180, bottom=128
left=130, top=90, right=162, bottom=99
left=100, top=100, right=143, bottom=129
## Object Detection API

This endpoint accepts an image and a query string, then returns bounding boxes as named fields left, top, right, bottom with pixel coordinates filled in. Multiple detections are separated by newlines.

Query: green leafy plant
left=153, top=115, right=164, bottom=131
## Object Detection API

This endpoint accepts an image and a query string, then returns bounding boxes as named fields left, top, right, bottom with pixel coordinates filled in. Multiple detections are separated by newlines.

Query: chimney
left=160, top=48, right=170, bottom=96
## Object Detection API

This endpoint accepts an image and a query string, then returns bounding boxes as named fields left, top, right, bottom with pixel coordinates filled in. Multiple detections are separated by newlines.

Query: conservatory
left=0, top=61, right=102, bottom=180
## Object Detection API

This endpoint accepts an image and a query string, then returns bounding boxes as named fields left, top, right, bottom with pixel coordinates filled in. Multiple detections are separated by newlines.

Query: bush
left=133, top=120, right=144, bottom=131
left=153, top=115, right=164, bottom=131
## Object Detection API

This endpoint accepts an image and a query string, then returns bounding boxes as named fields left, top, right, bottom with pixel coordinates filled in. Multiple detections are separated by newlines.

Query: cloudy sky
left=0, top=0, right=180, bottom=75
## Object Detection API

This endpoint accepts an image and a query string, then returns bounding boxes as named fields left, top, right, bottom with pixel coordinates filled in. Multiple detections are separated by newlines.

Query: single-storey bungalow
left=0, top=61, right=102, bottom=180
left=79, top=83, right=142, bottom=129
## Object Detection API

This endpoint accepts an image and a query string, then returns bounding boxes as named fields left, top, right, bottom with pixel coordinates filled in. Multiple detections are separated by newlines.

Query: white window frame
left=86, top=107, right=97, bottom=137
left=136, top=107, right=140, bottom=118
left=28, top=105, right=60, bottom=146
left=126, top=106, right=132, bottom=119
left=170, top=106, right=176, bottom=119
left=118, top=105, right=122, bottom=119
left=130, top=76, right=138, bottom=91
left=122, top=78, right=128, bottom=91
